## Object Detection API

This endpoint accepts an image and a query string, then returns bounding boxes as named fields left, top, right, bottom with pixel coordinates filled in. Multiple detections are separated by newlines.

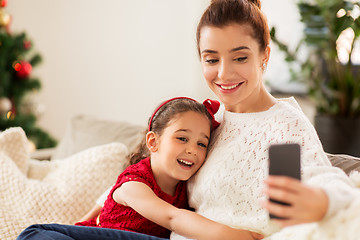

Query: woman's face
left=199, top=23, right=270, bottom=113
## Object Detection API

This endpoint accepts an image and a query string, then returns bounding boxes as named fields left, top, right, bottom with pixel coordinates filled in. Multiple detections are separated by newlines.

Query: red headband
left=148, top=97, right=220, bottom=132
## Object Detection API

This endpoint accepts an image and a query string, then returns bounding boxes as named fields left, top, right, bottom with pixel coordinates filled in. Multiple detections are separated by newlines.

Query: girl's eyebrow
left=175, top=129, right=210, bottom=140
left=201, top=46, right=250, bottom=54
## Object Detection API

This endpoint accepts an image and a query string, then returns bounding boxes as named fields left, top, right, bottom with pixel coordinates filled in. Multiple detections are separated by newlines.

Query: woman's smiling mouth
left=217, top=82, right=244, bottom=91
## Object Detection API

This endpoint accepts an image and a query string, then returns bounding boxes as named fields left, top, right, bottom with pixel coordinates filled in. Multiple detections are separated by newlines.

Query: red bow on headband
left=148, top=97, right=221, bottom=132
left=203, top=99, right=220, bottom=130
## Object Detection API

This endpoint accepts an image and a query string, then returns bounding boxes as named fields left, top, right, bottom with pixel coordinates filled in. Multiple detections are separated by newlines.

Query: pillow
left=0, top=127, right=129, bottom=239
left=327, top=153, right=360, bottom=175
left=0, top=127, right=30, bottom=174
left=52, top=115, right=145, bottom=159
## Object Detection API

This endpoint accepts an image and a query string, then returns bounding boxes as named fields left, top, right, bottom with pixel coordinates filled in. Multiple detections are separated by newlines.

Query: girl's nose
left=186, top=145, right=197, bottom=156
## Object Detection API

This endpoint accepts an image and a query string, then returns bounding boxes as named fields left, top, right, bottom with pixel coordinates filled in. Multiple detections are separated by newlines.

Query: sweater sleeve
left=286, top=113, right=359, bottom=219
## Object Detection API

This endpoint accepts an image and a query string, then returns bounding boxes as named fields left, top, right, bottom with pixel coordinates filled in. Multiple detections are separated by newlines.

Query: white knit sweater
left=171, top=97, right=357, bottom=239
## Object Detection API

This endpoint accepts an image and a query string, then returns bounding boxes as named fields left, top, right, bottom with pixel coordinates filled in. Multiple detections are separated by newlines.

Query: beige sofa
left=1, top=115, right=360, bottom=240
left=43, top=115, right=360, bottom=174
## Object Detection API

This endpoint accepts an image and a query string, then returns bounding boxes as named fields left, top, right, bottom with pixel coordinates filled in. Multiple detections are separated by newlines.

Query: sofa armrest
left=30, top=148, right=56, bottom=160
left=327, top=153, right=360, bottom=175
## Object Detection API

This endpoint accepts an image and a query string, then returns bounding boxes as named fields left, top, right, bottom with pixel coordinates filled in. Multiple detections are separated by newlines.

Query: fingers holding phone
left=263, top=143, right=328, bottom=226
left=263, top=177, right=328, bottom=226
left=267, top=143, right=301, bottom=219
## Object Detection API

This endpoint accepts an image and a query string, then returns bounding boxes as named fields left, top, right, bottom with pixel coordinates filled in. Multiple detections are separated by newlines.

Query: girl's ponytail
left=127, top=129, right=149, bottom=166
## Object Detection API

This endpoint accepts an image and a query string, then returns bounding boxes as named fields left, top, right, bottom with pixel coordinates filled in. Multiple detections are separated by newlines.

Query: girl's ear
left=146, top=131, right=158, bottom=152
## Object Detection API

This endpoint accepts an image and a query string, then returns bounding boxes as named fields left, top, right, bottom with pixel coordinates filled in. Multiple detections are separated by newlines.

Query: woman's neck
left=225, top=84, right=276, bottom=113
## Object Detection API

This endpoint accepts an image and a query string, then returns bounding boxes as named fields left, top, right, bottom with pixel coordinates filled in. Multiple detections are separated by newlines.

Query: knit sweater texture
left=171, top=97, right=357, bottom=239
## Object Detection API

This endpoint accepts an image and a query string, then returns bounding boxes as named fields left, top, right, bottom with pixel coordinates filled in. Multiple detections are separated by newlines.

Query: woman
left=17, top=0, right=358, bottom=239
left=173, top=0, right=357, bottom=237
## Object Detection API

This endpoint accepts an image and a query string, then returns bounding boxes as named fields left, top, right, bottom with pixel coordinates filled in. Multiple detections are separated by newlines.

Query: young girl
left=26, top=97, right=263, bottom=240
left=75, top=97, right=214, bottom=238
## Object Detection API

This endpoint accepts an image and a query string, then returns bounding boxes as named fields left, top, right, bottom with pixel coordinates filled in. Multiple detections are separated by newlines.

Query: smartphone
left=268, top=143, right=301, bottom=219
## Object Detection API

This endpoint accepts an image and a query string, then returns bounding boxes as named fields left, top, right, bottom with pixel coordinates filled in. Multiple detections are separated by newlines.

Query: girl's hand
left=249, top=231, right=265, bottom=240
left=220, top=228, right=264, bottom=240
left=263, top=176, right=328, bottom=227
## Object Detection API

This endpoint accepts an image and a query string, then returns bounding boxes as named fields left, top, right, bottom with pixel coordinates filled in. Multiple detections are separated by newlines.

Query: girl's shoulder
left=114, top=158, right=154, bottom=188
left=124, top=157, right=151, bottom=173
left=122, top=158, right=151, bottom=178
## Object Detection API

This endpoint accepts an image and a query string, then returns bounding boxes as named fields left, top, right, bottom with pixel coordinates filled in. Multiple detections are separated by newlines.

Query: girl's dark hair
left=128, top=98, right=213, bottom=165
left=196, top=0, right=269, bottom=54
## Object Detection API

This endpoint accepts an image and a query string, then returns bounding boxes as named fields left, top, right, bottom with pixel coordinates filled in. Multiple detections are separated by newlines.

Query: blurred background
left=2, top=0, right=305, bottom=143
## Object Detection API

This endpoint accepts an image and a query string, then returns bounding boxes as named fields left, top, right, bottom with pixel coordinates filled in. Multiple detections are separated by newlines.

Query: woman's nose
left=218, top=60, right=234, bottom=80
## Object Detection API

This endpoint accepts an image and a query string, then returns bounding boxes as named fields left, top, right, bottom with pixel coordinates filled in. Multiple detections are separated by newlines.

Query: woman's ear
left=146, top=131, right=158, bottom=152
left=263, top=45, right=271, bottom=65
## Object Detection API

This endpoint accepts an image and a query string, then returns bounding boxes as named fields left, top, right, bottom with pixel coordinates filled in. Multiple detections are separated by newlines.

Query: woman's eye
left=204, top=59, right=218, bottom=64
left=234, top=57, right=247, bottom=62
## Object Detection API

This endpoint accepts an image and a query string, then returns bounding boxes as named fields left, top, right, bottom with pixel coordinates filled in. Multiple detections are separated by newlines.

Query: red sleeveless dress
left=76, top=158, right=189, bottom=238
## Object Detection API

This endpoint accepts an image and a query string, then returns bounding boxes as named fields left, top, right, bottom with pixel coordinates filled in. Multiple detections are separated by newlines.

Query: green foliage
left=271, top=0, right=360, bottom=118
left=0, top=27, right=57, bottom=148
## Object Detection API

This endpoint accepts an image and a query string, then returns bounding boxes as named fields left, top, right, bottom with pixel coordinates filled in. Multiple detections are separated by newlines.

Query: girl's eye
left=234, top=57, right=247, bottom=62
left=198, top=142, right=208, bottom=148
left=177, top=137, right=188, bottom=142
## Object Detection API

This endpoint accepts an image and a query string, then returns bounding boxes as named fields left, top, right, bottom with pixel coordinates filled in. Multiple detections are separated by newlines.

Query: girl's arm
left=114, top=181, right=264, bottom=240
left=77, top=204, right=102, bottom=222
left=78, top=186, right=113, bottom=222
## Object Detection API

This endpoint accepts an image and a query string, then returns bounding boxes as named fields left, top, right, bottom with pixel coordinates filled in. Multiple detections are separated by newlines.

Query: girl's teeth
left=178, top=159, right=192, bottom=166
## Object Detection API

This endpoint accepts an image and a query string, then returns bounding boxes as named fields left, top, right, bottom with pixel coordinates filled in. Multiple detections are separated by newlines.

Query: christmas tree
left=0, top=0, right=56, bottom=149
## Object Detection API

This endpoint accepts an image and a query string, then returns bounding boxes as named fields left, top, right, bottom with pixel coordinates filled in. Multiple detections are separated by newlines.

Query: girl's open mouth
left=177, top=159, right=193, bottom=168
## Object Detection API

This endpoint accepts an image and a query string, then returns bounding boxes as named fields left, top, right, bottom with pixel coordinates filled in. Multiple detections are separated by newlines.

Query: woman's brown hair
left=196, top=0, right=270, bottom=54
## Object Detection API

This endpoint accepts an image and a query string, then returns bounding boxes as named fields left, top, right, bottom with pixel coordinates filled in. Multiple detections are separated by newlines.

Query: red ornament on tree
left=14, top=61, right=32, bottom=78
left=0, top=0, right=7, bottom=8
left=23, top=40, right=32, bottom=49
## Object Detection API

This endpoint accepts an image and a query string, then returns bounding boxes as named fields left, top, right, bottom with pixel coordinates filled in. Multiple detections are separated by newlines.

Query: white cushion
left=0, top=127, right=29, bottom=174
left=52, top=115, right=145, bottom=159
left=0, top=127, right=129, bottom=239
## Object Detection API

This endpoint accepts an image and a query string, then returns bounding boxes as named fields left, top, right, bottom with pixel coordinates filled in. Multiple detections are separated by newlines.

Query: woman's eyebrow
left=201, top=49, right=217, bottom=54
left=230, top=46, right=250, bottom=52
left=201, top=46, right=250, bottom=54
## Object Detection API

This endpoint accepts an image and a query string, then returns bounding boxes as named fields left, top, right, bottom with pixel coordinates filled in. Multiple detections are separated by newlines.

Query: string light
left=6, top=111, right=15, bottom=120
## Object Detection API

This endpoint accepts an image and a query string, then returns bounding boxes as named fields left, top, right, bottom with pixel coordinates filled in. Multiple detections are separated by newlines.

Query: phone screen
left=268, top=143, right=301, bottom=219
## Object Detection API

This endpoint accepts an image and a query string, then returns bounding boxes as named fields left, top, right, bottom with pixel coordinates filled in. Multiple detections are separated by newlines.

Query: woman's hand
left=262, top=176, right=328, bottom=227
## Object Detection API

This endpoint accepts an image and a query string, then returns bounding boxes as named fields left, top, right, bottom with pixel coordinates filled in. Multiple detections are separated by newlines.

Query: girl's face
left=150, top=111, right=210, bottom=188
left=199, top=23, right=270, bottom=113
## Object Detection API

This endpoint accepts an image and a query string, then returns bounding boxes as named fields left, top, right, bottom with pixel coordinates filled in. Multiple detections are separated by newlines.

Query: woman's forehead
left=199, top=24, right=258, bottom=53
